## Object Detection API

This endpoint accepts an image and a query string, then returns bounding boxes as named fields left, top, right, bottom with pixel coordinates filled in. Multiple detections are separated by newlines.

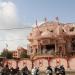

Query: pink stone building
left=13, top=47, right=27, bottom=58
left=28, top=20, right=75, bottom=58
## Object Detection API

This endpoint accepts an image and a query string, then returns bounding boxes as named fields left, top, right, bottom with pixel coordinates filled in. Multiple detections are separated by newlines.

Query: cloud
left=5, top=31, right=29, bottom=50
left=0, top=1, right=32, bottom=52
left=0, top=1, right=18, bottom=28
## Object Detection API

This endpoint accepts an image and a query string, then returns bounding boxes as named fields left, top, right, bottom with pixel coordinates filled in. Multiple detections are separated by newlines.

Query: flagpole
left=35, top=19, right=40, bottom=32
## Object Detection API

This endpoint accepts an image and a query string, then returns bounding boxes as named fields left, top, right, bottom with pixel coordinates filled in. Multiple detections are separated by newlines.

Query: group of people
left=0, top=63, right=65, bottom=75
left=0, top=64, right=21, bottom=75
left=0, top=64, right=31, bottom=75
left=31, top=65, right=65, bottom=75
left=46, top=65, right=65, bottom=75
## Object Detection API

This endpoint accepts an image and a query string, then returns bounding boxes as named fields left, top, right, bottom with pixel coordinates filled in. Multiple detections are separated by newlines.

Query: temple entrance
left=45, top=44, right=55, bottom=54
left=41, top=44, right=55, bottom=54
left=46, top=44, right=55, bottom=51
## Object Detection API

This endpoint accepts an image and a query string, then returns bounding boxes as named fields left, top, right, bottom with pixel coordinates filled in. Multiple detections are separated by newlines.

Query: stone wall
left=4, top=57, right=75, bottom=71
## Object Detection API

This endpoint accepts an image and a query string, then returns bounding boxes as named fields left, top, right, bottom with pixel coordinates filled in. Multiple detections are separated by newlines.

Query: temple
left=4, top=19, right=75, bottom=70
left=27, top=19, right=75, bottom=59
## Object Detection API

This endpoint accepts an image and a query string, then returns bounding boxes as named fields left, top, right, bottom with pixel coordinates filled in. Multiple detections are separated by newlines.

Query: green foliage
left=20, top=51, right=29, bottom=58
left=0, top=50, right=13, bottom=59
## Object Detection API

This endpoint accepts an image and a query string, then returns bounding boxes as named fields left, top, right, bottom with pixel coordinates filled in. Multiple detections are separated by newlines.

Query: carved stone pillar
left=58, top=44, right=66, bottom=57
left=55, top=41, right=57, bottom=53
left=67, top=40, right=72, bottom=53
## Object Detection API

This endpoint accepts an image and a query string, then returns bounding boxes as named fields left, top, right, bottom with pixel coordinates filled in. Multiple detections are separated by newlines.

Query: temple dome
left=33, top=28, right=40, bottom=37
left=28, top=28, right=41, bottom=40
left=41, top=29, right=56, bottom=39
left=28, top=21, right=64, bottom=40
left=41, top=30, right=50, bottom=36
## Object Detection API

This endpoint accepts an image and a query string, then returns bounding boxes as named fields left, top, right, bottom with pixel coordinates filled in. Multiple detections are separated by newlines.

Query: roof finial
left=36, top=19, right=37, bottom=25
left=44, top=17, right=47, bottom=22
left=55, top=16, right=59, bottom=22
left=35, top=19, right=40, bottom=32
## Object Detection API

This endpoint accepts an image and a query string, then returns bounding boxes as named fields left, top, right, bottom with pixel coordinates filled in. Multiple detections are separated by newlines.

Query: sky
left=0, top=0, right=75, bottom=52
left=13, top=0, right=75, bottom=24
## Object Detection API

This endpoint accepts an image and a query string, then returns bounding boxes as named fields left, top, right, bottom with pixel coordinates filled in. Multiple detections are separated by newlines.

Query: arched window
left=70, top=27, right=75, bottom=32
left=71, top=38, right=75, bottom=51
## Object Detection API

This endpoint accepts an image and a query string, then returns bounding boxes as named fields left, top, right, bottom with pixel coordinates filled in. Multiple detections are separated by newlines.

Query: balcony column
left=55, top=41, right=57, bottom=53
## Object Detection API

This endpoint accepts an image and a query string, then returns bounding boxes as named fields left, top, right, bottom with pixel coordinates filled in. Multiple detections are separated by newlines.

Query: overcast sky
left=0, top=0, right=75, bottom=52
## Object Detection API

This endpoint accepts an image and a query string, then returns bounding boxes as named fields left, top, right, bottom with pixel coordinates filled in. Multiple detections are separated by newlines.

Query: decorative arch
left=4, top=60, right=17, bottom=69
left=18, top=59, right=32, bottom=70
left=50, top=58, right=67, bottom=69
left=33, top=58, right=48, bottom=71
left=69, top=58, right=75, bottom=70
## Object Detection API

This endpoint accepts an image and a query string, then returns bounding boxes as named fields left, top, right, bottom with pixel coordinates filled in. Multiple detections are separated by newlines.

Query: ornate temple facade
left=28, top=20, right=75, bottom=58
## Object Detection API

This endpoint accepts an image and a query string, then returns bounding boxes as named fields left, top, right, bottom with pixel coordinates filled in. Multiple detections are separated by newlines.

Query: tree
left=20, top=51, right=29, bottom=58
left=0, top=49, right=13, bottom=59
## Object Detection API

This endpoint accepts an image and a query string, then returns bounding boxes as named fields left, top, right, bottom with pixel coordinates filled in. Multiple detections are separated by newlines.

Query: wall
left=4, top=57, right=75, bottom=71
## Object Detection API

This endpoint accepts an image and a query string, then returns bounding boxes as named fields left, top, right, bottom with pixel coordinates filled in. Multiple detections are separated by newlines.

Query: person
left=54, top=65, right=60, bottom=75
left=35, top=67, right=40, bottom=75
left=31, top=67, right=36, bottom=75
left=0, top=64, right=3, bottom=75
left=2, top=64, right=10, bottom=75
left=46, top=65, right=53, bottom=75
left=60, top=65, right=65, bottom=75
left=22, top=66, right=29, bottom=75
left=10, top=67, right=15, bottom=75
left=16, top=67, right=21, bottom=75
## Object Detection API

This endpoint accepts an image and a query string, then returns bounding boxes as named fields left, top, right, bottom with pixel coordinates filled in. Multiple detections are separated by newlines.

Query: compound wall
left=4, top=57, right=75, bottom=71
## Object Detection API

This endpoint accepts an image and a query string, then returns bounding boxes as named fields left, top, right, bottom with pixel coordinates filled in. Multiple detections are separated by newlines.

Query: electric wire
left=0, top=26, right=33, bottom=30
